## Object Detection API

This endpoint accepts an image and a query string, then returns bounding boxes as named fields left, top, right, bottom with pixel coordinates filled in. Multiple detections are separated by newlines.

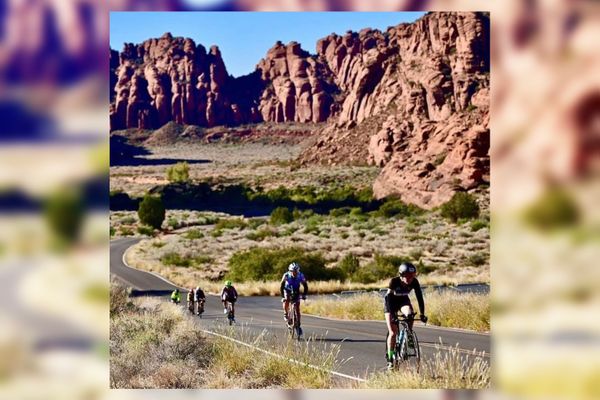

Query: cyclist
left=186, top=287, right=195, bottom=313
left=221, top=280, right=238, bottom=321
left=194, top=285, right=206, bottom=315
left=280, top=262, right=308, bottom=336
left=170, top=289, right=181, bottom=304
left=384, top=262, right=427, bottom=370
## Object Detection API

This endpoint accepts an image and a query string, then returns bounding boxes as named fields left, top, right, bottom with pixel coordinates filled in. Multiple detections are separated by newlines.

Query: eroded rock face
left=109, top=12, right=490, bottom=208
left=300, top=12, right=490, bottom=208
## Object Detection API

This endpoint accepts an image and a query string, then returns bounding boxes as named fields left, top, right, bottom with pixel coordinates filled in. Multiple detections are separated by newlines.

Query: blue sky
left=110, top=12, right=426, bottom=77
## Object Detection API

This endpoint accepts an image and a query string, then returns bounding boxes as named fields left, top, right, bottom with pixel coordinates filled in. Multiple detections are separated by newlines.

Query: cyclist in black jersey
left=383, top=262, right=428, bottom=369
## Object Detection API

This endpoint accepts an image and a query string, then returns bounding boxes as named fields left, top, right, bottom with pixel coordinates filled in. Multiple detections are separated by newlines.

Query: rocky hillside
left=110, top=12, right=490, bottom=208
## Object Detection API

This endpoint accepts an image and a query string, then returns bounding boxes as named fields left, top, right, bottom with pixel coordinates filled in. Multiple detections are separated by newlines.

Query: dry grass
left=110, top=282, right=340, bottom=388
left=360, top=344, right=490, bottom=389
left=302, top=291, right=490, bottom=332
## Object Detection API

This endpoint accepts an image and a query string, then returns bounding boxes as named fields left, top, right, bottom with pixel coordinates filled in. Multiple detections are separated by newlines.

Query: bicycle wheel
left=411, top=331, right=421, bottom=372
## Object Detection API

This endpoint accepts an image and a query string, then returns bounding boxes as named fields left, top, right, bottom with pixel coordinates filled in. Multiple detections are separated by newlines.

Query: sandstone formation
left=109, top=12, right=490, bottom=208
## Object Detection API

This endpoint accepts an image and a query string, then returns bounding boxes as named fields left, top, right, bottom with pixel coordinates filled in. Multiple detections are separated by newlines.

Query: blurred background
left=0, top=0, right=598, bottom=399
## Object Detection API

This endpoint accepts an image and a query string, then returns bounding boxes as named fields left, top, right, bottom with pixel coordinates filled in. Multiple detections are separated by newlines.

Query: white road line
left=198, top=327, right=367, bottom=383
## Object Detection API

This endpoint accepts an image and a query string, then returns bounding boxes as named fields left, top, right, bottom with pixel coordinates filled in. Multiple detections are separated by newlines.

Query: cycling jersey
left=383, top=276, right=424, bottom=315
left=280, top=271, right=308, bottom=298
left=194, top=289, right=206, bottom=301
left=221, top=286, right=237, bottom=302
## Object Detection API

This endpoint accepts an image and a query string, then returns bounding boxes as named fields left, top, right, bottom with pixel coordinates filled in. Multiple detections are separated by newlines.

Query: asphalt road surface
left=111, top=238, right=490, bottom=380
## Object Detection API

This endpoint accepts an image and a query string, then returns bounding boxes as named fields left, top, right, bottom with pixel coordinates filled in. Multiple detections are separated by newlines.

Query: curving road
left=111, top=238, right=490, bottom=380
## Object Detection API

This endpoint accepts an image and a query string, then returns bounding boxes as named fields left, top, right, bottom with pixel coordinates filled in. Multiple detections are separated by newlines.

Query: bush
left=351, top=254, right=410, bottom=283
left=138, top=195, right=165, bottom=230
left=338, top=254, right=360, bottom=276
left=227, top=247, right=345, bottom=282
left=293, top=208, right=314, bottom=220
left=440, top=192, right=480, bottom=222
left=376, top=198, right=423, bottom=218
left=184, top=229, right=204, bottom=239
left=161, top=252, right=191, bottom=267
left=329, top=207, right=353, bottom=217
left=167, top=217, right=179, bottom=229
left=44, top=189, right=84, bottom=243
left=215, top=218, right=248, bottom=231
left=470, top=219, right=489, bottom=232
left=246, top=228, right=279, bottom=241
left=524, top=189, right=580, bottom=230
left=137, top=225, right=154, bottom=236
left=110, top=227, right=116, bottom=237
left=270, top=207, right=293, bottom=225
left=466, top=252, right=487, bottom=267
left=166, top=161, right=190, bottom=183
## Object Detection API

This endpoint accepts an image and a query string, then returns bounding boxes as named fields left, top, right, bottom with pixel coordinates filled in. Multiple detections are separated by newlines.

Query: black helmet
left=398, top=262, right=417, bottom=276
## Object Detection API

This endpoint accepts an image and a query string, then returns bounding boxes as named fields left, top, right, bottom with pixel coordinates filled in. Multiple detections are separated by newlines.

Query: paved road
left=111, top=238, right=490, bottom=380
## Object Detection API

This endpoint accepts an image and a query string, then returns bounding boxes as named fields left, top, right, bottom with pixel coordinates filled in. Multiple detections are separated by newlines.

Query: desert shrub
left=227, top=247, right=345, bottom=282
left=523, top=189, right=580, bottom=230
left=137, top=194, right=165, bottom=230
left=137, top=225, right=154, bottom=236
left=466, top=252, right=487, bottom=267
left=161, top=252, right=191, bottom=267
left=166, top=161, right=189, bottom=183
left=44, top=189, right=84, bottom=243
left=184, top=229, right=204, bottom=239
left=121, top=216, right=136, bottom=224
left=246, top=227, right=279, bottom=241
left=215, top=218, right=248, bottom=231
left=338, top=254, right=360, bottom=276
left=470, top=219, right=489, bottom=232
left=351, top=254, right=410, bottom=283
left=110, top=281, right=134, bottom=317
left=293, top=208, right=314, bottom=220
left=270, top=207, right=293, bottom=225
left=440, top=192, right=480, bottom=222
left=248, top=218, right=267, bottom=229
left=329, top=207, right=353, bottom=217
left=376, top=198, right=423, bottom=218
left=167, top=217, right=180, bottom=229
left=110, top=227, right=116, bottom=236
left=119, top=227, right=133, bottom=236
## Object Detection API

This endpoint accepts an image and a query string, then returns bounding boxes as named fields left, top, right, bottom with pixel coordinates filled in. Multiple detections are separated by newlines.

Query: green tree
left=137, top=194, right=165, bottom=230
left=166, top=162, right=190, bottom=183
left=45, top=189, right=84, bottom=243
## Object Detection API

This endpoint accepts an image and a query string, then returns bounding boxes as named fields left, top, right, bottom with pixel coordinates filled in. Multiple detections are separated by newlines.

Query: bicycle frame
left=393, top=313, right=421, bottom=369
left=286, top=293, right=302, bottom=339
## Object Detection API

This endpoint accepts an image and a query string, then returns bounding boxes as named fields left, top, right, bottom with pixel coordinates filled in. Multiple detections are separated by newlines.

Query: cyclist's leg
left=384, top=312, right=398, bottom=359
left=295, top=298, right=302, bottom=326
left=400, top=304, right=414, bottom=330
left=283, top=297, right=290, bottom=321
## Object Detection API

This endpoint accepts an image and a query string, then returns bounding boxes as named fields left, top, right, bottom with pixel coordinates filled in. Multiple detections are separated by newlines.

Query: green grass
left=184, top=229, right=204, bottom=239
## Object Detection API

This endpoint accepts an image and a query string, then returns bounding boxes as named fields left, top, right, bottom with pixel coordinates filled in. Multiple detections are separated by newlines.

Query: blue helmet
left=288, top=262, right=300, bottom=272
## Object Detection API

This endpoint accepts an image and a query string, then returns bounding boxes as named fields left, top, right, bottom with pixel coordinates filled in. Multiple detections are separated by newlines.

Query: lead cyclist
left=280, top=262, right=308, bottom=335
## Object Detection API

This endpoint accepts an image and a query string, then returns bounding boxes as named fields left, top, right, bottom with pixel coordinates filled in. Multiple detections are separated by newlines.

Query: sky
left=110, top=12, right=426, bottom=77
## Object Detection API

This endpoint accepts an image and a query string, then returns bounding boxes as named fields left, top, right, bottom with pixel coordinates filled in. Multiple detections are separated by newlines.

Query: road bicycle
left=196, top=299, right=205, bottom=317
left=390, top=312, right=422, bottom=370
left=225, top=300, right=235, bottom=325
left=285, top=292, right=303, bottom=340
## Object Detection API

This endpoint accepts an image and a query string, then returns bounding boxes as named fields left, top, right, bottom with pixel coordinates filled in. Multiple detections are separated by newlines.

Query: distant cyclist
left=194, top=285, right=206, bottom=315
left=384, top=262, right=427, bottom=370
left=186, top=287, right=195, bottom=313
left=280, top=262, right=308, bottom=336
left=221, top=280, right=238, bottom=321
left=170, top=289, right=181, bottom=304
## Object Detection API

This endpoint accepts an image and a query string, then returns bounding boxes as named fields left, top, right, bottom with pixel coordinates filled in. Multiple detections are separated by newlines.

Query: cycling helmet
left=225, top=280, right=232, bottom=287
left=288, top=262, right=300, bottom=272
left=398, top=262, right=417, bottom=276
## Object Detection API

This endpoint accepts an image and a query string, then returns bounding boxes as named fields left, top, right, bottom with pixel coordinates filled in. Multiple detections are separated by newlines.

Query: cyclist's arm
left=279, top=276, right=286, bottom=297
left=302, top=280, right=308, bottom=296
left=413, top=279, right=425, bottom=315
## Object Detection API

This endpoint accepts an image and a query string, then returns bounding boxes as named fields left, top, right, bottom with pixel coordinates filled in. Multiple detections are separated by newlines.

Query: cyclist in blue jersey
left=280, top=262, right=308, bottom=335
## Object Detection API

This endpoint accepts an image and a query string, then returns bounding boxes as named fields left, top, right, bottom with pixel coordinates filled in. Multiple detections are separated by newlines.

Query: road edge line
left=198, top=327, right=367, bottom=383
